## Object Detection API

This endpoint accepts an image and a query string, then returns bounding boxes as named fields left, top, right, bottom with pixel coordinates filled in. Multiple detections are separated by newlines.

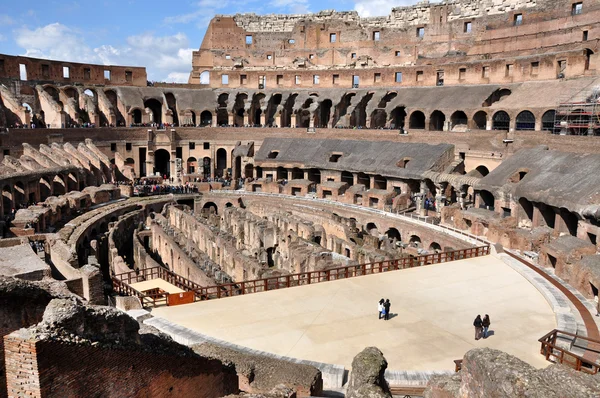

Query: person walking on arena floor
left=383, top=299, right=391, bottom=321
left=473, top=315, right=483, bottom=340
left=482, top=314, right=491, bottom=338
left=378, top=298, right=384, bottom=319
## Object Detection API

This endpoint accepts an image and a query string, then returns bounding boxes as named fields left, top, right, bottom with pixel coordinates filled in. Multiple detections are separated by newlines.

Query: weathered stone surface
left=346, top=347, right=392, bottom=398
left=192, top=342, right=322, bottom=397
left=424, top=348, right=600, bottom=398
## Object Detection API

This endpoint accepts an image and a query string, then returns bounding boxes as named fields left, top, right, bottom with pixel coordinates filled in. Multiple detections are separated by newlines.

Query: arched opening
left=67, top=173, right=78, bottom=192
left=482, top=88, right=512, bottom=106
left=409, top=235, right=421, bottom=247
left=308, top=168, right=321, bottom=184
left=84, top=89, right=95, bottom=98
left=154, top=149, right=171, bottom=178
left=144, top=99, right=162, bottom=124
left=52, top=175, right=66, bottom=196
left=244, top=164, right=254, bottom=179
left=389, top=107, right=406, bottom=130
left=539, top=204, right=556, bottom=229
left=479, top=190, right=495, bottom=210
left=202, top=157, right=211, bottom=178
left=585, top=49, right=594, bottom=71
left=105, top=89, right=124, bottom=124
left=409, top=111, right=425, bottom=129
left=474, top=165, right=490, bottom=177
left=373, top=175, right=387, bottom=190
left=234, top=156, right=242, bottom=180
left=515, top=110, right=535, bottom=131
left=2, top=185, right=12, bottom=214
left=370, top=109, right=387, bottom=129
left=450, top=111, right=468, bottom=130
left=200, top=70, right=210, bottom=84
left=428, top=242, right=442, bottom=253
left=202, top=202, right=218, bottom=214
left=341, top=171, right=354, bottom=186
left=317, top=99, right=332, bottom=128
left=559, top=208, right=579, bottom=236
left=357, top=172, right=370, bottom=188
left=200, top=111, right=212, bottom=126
left=14, top=181, right=26, bottom=206
left=276, top=167, right=288, bottom=181
left=429, top=110, right=445, bottom=131
left=385, top=228, right=401, bottom=241
left=266, top=247, right=275, bottom=267
left=225, top=202, right=233, bottom=208
left=366, top=222, right=378, bottom=235
left=132, top=109, right=142, bottom=124
left=39, top=177, right=52, bottom=202
left=216, top=148, right=227, bottom=177
left=187, top=157, right=197, bottom=174
left=291, top=167, right=304, bottom=180
left=165, top=93, right=178, bottom=126
left=492, top=111, right=510, bottom=130
left=519, top=197, right=534, bottom=223
left=542, top=110, right=556, bottom=132
left=472, top=111, right=487, bottom=130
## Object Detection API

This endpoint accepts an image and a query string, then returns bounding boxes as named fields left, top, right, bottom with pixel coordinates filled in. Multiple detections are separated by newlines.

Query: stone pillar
left=146, top=150, right=155, bottom=177
left=309, top=116, right=315, bottom=129
left=509, top=118, right=516, bottom=132
left=290, top=114, right=297, bottom=128
left=228, top=113, right=234, bottom=126
left=418, top=180, right=428, bottom=216
left=435, top=183, right=445, bottom=214
left=424, top=117, right=430, bottom=131
left=275, top=114, right=281, bottom=128
left=486, top=118, right=492, bottom=131
left=210, top=145, right=216, bottom=179
left=534, top=118, right=542, bottom=131
left=369, top=176, right=375, bottom=190
left=212, top=114, right=217, bottom=127
left=353, top=173, right=358, bottom=185
left=260, top=113, right=266, bottom=127
left=243, top=113, right=249, bottom=126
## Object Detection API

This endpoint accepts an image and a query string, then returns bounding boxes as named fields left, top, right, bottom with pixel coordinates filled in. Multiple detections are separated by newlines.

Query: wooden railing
left=113, top=245, right=489, bottom=305
left=539, top=329, right=600, bottom=374
left=193, top=245, right=489, bottom=301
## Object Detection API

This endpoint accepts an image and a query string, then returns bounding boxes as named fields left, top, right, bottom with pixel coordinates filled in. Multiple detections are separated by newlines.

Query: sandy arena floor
left=152, top=255, right=555, bottom=370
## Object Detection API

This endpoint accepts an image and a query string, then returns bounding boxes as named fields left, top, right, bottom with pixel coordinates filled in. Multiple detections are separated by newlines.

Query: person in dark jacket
left=378, top=298, right=385, bottom=319
left=473, top=315, right=483, bottom=340
left=383, top=299, right=391, bottom=321
left=482, top=314, right=491, bottom=338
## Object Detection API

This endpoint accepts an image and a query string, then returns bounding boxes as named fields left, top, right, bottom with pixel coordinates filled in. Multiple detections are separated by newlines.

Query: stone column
left=210, top=145, right=216, bottom=179
left=243, top=113, right=249, bottom=126
left=435, top=183, right=445, bottom=214
left=486, top=118, right=492, bottom=131
left=369, top=176, right=375, bottom=190
left=418, top=180, right=428, bottom=216
left=291, top=114, right=297, bottom=128
left=275, top=114, right=281, bottom=128
left=509, top=118, right=516, bottom=132
left=228, top=113, right=234, bottom=126
left=212, top=114, right=217, bottom=127
left=146, top=150, right=154, bottom=177
left=260, top=113, right=266, bottom=126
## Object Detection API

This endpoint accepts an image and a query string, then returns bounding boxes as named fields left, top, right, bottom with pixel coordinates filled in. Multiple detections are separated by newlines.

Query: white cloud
left=0, top=14, right=15, bottom=25
left=354, top=0, right=417, bottom=17
left=166, top=72, right=191, bottom=83
left=14, top=23, right=193, bottom=82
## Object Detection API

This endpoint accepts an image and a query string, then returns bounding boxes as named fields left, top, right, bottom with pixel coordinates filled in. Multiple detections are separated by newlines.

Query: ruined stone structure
left=0, top=0, right=600, bottom=395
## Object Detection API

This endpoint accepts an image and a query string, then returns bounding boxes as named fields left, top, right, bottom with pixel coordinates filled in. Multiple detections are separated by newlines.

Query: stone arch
left=472, top=111, right=487, bottom=130
left=519, top=197, right=534, bottom=223
left=515, top=110, right=536, bottom=131
left=409, top=110, right=425, bottom=129
left=52, top=175, right=66, bottom=196
left=200, top=110, right=212, bottom=126
left=131, top=108, right=142, bottom=124
left=483, top=88, right=512, bottom=107
left=366, top=222, right=378, bottom=235
left=67, top=173, right=78, bottom=192
left=244, top=164, right=254, bottom=179
left=14, top=181, right=26, bottom=206
left=187, top=157, right=197, bottom=174
left=479, top=190, right=495, bottom=209
left=2, top=185, right=12, bottom=213
left=277, top=166, right=288, bottom=181
left=542, top=110, right=556, bottom=132
left=203, top=202, right=218, bottom=214
left=307, top=168, right=321, bottom=184
left=200, top=70, right=210, bottom=84
left=316, top=99, right=333, bottom=128
left=389, top=106, right=406, bottom=130
left=144, top=98, right=163, bottom=124
left=429, top=110, right=446, bottom=131
left=216, top=148, right=227, bottom=176
left=492, top=111, right=510, bottom=130
left=154, top=149, right=170, bottom=178
left=39, top=177, right=52, bottom=201
left=450, top=111, right=468, bottom=131
left=409, top=235, right=421, bottom=247
left=370, top=109, right=387, bottom=129
left=385, top=228, right=401, bottom=241
left=165, top=93, right=178, bottom=125
left=474, top=165, right=490, bottom=177
left=428, top=242, right=442, bottom=253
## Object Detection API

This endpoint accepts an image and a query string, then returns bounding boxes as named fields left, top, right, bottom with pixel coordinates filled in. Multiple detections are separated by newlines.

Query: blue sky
left=0, top=0, right=418, bottom=82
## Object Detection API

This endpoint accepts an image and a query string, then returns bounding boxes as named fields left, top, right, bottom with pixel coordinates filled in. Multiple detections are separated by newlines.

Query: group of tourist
left=473, top=314, right=491, bottom=340
left=133, top=182, right=199, bottom=196
left=377, top=298, right=392, bottom=321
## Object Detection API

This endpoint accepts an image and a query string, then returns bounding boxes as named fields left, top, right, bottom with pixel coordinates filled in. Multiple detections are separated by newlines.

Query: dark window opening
left=203, top=142, right=210, bottom=150
left=329, top=154, right=342, bottom=162
left=126, top=143, right=132, bottom=151
left=110, top=143, right=117, bottom=152
left=189, top=142, right=196, bottom=150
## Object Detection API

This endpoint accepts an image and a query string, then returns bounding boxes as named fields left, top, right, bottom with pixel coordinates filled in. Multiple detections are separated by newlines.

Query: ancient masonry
left=0, top=0, right=600, bottom=396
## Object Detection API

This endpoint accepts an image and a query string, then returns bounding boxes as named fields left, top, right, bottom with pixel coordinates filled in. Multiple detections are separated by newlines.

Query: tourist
left=378, top=298, right=384, bottom=319
left=473, top=315, right=483, bottom=340
left=383, top=299, right=391, bottom=321
left=482, top=314, right=491, bottom=338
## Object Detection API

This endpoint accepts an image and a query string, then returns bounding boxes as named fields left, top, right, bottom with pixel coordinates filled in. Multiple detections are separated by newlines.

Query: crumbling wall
left=4, top=299, right=239, bottom=398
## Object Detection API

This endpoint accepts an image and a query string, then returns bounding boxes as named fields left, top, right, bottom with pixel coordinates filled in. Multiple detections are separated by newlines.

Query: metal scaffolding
left=554, top=87, right=600, bottom=135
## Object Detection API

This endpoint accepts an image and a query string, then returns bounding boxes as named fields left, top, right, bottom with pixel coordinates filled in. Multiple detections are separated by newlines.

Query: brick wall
left=5, top=330, right=239, bottom=398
